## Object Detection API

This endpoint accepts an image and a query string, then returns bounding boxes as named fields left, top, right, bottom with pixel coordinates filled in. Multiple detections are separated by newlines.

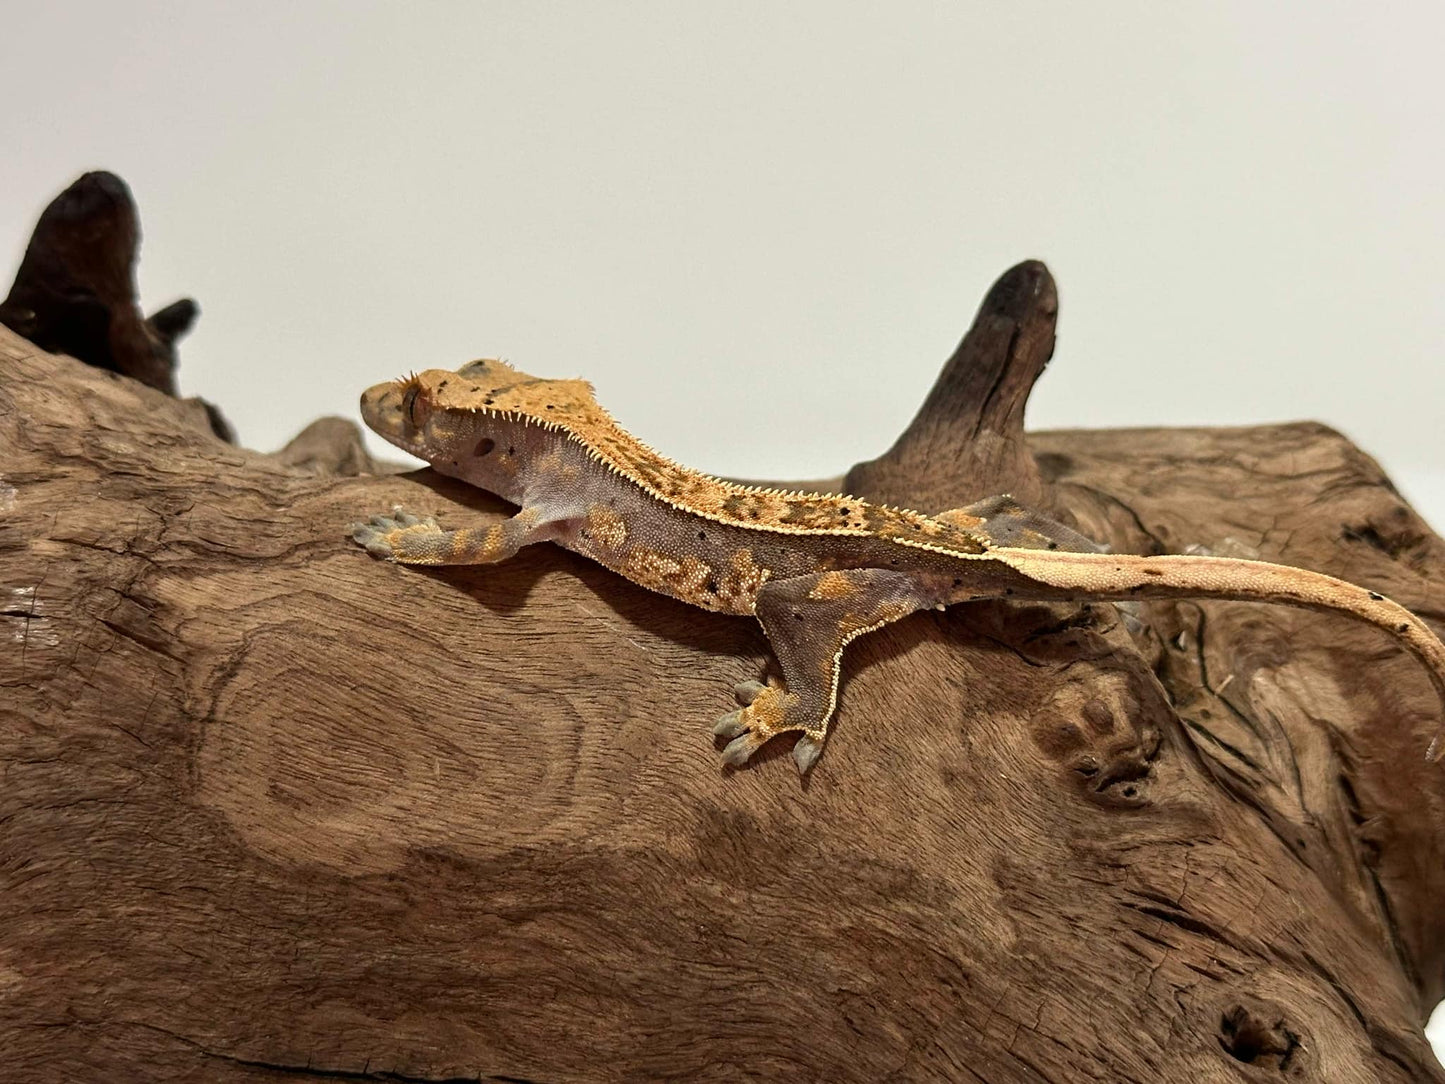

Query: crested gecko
left=351, top=359, right=1445, bottom=774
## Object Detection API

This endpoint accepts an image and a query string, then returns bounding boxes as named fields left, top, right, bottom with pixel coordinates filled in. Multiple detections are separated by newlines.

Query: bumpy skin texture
left=352, top=359, right=1445, bottom=773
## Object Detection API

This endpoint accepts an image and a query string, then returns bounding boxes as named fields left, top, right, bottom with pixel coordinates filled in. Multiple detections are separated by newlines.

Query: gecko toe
left=350, top=522, right=394, bottom=558
left=792, top=735, right=824, bottom=774
left=714, top=710, right=748, bottom=739
left=721, top=731, right=765, bottom=767
left=732, top=680, right=768, bottom=705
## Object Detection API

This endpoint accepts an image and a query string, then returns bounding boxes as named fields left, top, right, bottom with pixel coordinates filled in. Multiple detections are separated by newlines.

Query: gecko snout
left=359, top=380, right=412, bottom=447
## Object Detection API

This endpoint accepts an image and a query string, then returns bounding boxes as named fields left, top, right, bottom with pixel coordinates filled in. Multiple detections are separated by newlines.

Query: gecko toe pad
left=720, top=730, right=768, bottom=767
left=713, top=710, right=748, bottom=739
left=732, top=679, right=769, bottom=705
left=792, top=735, right=824, bottom=774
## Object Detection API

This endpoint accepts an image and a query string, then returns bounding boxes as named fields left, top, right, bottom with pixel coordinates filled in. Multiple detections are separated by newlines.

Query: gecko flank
left=351, top=359, right=1445, bottom=774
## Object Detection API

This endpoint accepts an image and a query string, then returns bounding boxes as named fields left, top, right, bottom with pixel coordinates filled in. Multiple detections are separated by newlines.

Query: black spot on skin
left=507, top=446, right=515, bottom=456
left=470, top=386, right=480, bottom=392
left=793, top=610, right=804, bottom=621
left=1368, top=591, right=1384, bottom=601
left=1142, top=567, right=1164, bottom=576
left=484, top=397, right=495, bottom=405
left=439, top=380, right=449, bottom=389
left=1005, top=588, right=1014, bottom=596
left=546, top=404, right=555, bottom=410
left=698, top=530, right=707, bottom=541
left=952, top=578, right=962, bottom=587
left=706, top=579, right=719, bottom=594
left=1047, top=542, right=1059, bottom=550
left=1398, top=623, right=1410, bottom=633
left=475, top=438, right=495, bottom=457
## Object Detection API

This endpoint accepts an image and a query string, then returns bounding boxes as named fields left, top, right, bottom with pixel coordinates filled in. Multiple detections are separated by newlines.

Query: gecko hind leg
left=715, top=569, right=929, bottom=773
left=351, top=505, right=564, bottom=566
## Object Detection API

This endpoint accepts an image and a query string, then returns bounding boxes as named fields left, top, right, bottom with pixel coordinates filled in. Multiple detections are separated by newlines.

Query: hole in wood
left=1219, top=1004, right=1299, bottom=1071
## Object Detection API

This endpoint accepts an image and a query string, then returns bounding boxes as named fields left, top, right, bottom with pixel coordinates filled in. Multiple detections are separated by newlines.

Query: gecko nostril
left=475, top=438, right=495, bottom=457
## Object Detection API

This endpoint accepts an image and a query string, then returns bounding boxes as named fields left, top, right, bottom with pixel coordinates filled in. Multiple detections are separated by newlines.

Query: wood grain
left=2, top=310, right=1443, bottom=1081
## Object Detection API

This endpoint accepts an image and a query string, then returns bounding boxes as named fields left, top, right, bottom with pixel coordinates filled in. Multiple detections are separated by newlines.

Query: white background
left=3, top=0, right=1442, bottom=1055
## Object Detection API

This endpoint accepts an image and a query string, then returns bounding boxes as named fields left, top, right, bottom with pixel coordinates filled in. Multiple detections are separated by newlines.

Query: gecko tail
left=985, top=546, right=1445, bottom=761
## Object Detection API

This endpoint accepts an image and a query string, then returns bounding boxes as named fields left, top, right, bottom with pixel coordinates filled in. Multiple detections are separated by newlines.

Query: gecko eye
left=400, top=383, right=424, bottom=428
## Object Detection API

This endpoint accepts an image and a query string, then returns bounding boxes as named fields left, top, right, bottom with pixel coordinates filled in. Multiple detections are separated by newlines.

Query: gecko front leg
left=715, top=568, right=930, bottom=773
left=351, top=506, right=566, bottom=565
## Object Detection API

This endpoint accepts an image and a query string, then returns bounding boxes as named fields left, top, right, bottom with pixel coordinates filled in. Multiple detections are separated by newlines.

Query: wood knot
left=1031, top=671, right=1165, bottom=808
left=1219, top=1003, right=1301, bottom=1073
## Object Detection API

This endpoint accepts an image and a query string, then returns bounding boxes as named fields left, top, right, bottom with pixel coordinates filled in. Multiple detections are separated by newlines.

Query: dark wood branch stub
left=0, top=170, right=231, bottom=440
left=845, top=259, right=1056, bottom=511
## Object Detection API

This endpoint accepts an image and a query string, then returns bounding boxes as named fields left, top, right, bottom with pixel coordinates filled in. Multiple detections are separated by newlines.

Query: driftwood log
left=1, top=184, right=1443, bottom=1081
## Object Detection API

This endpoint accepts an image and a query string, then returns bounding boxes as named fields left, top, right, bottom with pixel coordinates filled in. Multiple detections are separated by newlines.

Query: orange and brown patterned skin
left=352, top=359, right=1445, bottom=773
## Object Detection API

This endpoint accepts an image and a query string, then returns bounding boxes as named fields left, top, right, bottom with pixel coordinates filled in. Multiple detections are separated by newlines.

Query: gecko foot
left=713, top=681, right=823, bottom=773
left=349, top=506, right=440, bottom=560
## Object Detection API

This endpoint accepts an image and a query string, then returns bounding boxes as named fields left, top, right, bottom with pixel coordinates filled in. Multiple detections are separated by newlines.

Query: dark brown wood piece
left=0, top=171, right=231, bottom=441
left=845, top=259, right=1057, bottom=511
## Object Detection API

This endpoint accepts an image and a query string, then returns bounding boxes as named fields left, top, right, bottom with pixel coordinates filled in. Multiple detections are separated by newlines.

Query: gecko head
left=361, top=359, right=604, bottom=451
left=359, top=359, right=606, bottom=476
